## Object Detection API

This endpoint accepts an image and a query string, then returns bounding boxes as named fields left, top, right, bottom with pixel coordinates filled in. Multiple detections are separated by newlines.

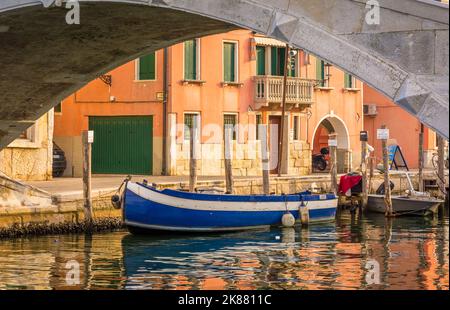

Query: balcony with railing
left=254, top=76, right=316, bottom=109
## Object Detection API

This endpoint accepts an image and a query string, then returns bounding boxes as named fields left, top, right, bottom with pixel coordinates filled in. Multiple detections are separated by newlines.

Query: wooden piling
left=380, top=125, right=393, bottom=217
left=418, top=123, right=424, bottom=192
left=82, top=130, right=93, bottom=230
left=361, top=134, right=368, bottom=210
left=277, top=44, right=290, bottom=177
left=260, top=124, right=270, bottom=195
left=189, top=126, right=198, bottom=193
left=437, top=134, right=446, bottom=199
left=224, top=126, right=234, bottom=194
left=369, top=156, right=374, bottom=194
left=329, top=133, right=338, bottom=194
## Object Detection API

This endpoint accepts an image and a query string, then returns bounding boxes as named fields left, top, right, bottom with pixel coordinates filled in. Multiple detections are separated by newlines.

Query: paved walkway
left=25, top=169, right=441, bottom=197
left=26, top=175, right=261, bottom=196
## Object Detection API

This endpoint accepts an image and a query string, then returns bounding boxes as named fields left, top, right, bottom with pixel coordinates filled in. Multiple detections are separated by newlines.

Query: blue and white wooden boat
left=121, top=181, right=338, bottom=233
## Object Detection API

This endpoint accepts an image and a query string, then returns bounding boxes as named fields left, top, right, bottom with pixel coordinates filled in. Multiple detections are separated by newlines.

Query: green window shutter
left=184, top=40, right=197, bottom=80
left=256, top=46, right=266, bottom=76
left=316, top=58, right=324, bottom=87
left=344, top=73, right=353, bottom=88
left=271, top=47, right=278, bottom=76
left=279, top=47, right=286, bottom=77
left=271, top=47, right=286, bottom=76
left=139, top=53, right=156, bottom=80
left=223, top=42, right=236, bottom=82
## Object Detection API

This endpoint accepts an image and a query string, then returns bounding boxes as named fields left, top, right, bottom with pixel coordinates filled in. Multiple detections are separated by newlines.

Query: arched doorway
left=312, top=116, right=350, bottom=173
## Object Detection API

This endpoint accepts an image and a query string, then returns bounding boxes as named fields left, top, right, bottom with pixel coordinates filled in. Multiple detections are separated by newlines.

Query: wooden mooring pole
left=329, top=133, right=338, bottom=194
left=379, top=125, right=393, bottom=217
left=369, top=156, right=374, bottom=194
left=82, top=130, right=94, bottom=230
left=360, top=131, right=369, bottom=210
left=224, top=126, right=234, bottom=194
left=260, top=124, right=270, bottom=195
left=189, top=126, right=198, bottom=193
left=418, top=123, right=424, bottom=192
left=277, top=44, right=290, bottom=177
left=437, top=134, right=446, bottom=200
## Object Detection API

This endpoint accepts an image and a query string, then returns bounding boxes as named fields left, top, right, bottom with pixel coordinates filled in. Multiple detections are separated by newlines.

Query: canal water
left=0, top=212, right=448, bottom=290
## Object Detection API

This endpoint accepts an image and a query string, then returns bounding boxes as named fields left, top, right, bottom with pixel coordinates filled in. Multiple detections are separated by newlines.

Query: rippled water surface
left=0, top=212, right=448, bottom=290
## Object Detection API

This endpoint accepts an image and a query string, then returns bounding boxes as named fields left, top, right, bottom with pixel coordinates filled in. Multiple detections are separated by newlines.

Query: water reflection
left=0, top=213, right=447, bottom=290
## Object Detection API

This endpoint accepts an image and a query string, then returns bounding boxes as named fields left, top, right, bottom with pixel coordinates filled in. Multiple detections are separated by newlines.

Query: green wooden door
left=271, top=47, right=285, bottom=76
left=89, top=116, right=153, bottom=175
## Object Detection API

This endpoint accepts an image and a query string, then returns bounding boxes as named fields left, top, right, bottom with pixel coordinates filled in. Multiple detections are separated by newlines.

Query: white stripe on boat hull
left=127, top=182, right=337, bottom=212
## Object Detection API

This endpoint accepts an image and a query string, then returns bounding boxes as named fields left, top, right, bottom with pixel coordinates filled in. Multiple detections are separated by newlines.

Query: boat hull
left=367, top=194, right=442, bottom=216
left=123, top=182, right=338, bottom=233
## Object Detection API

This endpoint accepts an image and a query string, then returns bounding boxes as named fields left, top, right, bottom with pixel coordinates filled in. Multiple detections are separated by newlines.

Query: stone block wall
left=0, top=113, right=53, bottom=181
left=172, top=140, right=311, bottom=176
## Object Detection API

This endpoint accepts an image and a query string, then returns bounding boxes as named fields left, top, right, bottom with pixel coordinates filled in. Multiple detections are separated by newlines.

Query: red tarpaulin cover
left=338, top=174, right=362, bottom=195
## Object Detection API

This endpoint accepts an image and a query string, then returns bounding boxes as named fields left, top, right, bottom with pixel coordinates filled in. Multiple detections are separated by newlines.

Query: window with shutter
left=256, top=46, right=266, bottom=76
left=271, top=47, right=286, bottom=76
left=184, top=113, right=200, bottom=141
left=344, top=73, right=355, bottom=88
left=138, top=53, right=156, bottom=80
left=223, top=114, right=237, bottom=140
left=316, top=58, right=325, bottom=87
left=184, top=40, right=197, bottom=80
left=223, top=42, right=237, bottom=82
left=54, top=102, right=62, bottom=113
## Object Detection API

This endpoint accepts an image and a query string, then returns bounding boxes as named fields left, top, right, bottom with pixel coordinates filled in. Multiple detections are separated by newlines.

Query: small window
left=316, top=58, right=325, bottom=87
left=184, top=113, right=200, bottom=141
left=184, top=39, right=199, bottom=80
left=18, top=124, right=36, bottom=142
left=137, top=53, right=156, bottom=80
left=223, top=114, right=237, bottom=141
left=293, top=116, right=300, bottom=141
left=344, top=73, right=356, bottom=89
left=255, top=114, right=262, bottom=140
left=316, top=58, right=331, bottom=87
left=223, top=42, right=237, bottom=83
left=54, top=102, right=62, bottom=113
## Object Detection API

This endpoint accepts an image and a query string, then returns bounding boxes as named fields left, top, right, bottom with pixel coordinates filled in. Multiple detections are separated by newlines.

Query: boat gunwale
left=132, top=182, right=337, bottom=202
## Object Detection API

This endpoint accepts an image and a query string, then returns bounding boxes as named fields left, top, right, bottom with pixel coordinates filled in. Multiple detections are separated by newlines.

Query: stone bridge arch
left=0, top=0, right=448, bottom=150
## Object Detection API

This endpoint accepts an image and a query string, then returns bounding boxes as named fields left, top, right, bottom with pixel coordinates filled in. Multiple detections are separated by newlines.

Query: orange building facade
left=363, top=84, right=440, bottom=169
left=54, top=30, right=364, bottom=177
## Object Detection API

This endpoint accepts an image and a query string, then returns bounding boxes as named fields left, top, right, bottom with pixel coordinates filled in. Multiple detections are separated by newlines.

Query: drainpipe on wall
left=162, top=47, right=168, bottom=175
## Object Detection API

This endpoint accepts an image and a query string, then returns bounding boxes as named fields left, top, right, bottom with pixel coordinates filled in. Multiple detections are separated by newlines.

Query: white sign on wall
left=328, top=139, right=338, bottom=147
left=377, top=129, right=389, bottom=140
left=87, top=130, right=94, bottom=143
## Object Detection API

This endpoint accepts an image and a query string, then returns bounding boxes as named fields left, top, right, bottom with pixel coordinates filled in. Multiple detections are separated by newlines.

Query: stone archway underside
left=0, top=0, right=448, bottom=150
